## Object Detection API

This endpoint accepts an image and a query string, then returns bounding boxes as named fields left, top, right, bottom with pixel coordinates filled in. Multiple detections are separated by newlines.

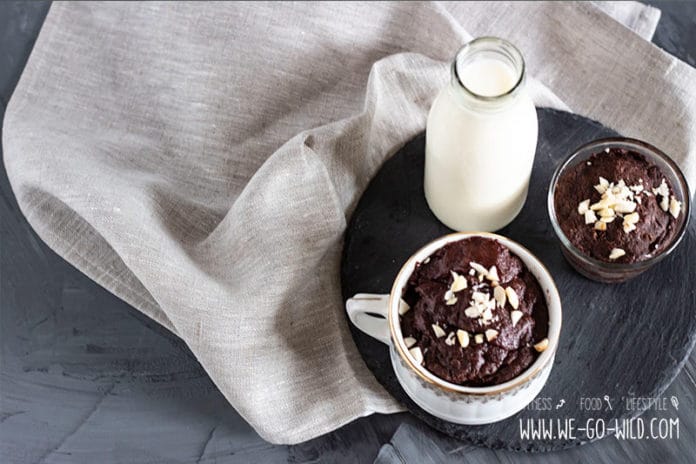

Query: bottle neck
left=449, top=37, right=526, bottom=113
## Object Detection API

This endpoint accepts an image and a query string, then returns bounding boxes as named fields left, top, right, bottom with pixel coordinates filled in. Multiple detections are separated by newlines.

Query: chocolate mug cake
left=346, top=231, right=562, bottom=424
left=548, top=138, right=690, bottom=282
left=553, top=147, right=683, bottom=264
left=398, top=237, right=549, bottom=387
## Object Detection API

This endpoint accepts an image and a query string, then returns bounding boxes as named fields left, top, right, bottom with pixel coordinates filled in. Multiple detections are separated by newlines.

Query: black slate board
left=340, top=108, right=696, bottom=452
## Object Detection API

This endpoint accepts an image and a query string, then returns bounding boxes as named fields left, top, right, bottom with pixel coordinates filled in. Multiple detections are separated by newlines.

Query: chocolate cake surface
left=399, top=237, right=549, bottom=387
left=553, top=147, right=683, bottom=264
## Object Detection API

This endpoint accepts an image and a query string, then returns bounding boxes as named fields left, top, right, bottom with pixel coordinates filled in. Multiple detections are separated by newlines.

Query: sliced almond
left=669, top=196, right=682, bottom=218
left=622, top=212, right=639, bottom=233
left=623, top=212, right=639, bottom=224
left=444, top=289, right=458, bottom=306
left=534, top=338, right=549, bottom=352
left=599, top=215, right=615, bottom=223
left=598, top=208, right=615, bottom=218
left=481, top=308, right=493, bottom=321
left=409, top=347, right=424, bottom=364
left=590, top=199, right=612, bottom=211
left=450, top=271, right=468, bottom=292
left=398, top=299, right=411, bottom=315
left=613, top=200, right=636, bottom=214
left=469, top=269, right=476, bottom=276
left=594, top=221, right=607, bottom=231
left=493, top=285, right=507, bottom=308
left=471, top=291, right=490, bottom=304
left=510, top=310, right=523, bottom=327
left=652, top=179, right=671, bottom=211
left=660, top=195, right=669, bottom=212
left=464, top=306, right=480, bottom=318
left=485, top=329, right=499, bottom=341
left=403, top=337, right=417, bottom=348
left=432, top=324, right=446, bottom=338
left=623, top=223, right=637, bottom=233
left=584, top=210, right=598, bottom=224
left=577, top=199, right=590, bottom=215
left=652, top=178, right=669, bottom=197
left=594, top=178, right=609, bottom=194
left=487, top=266, right=500, bottom=282
left=474, top=333, right=484, bottom=344
left=608, top=248, right=626, bottom=260
left=469, top=262, right=489, bottom=278
left=456, top=330, right=469, bottom=348
left=505, top=287, right=519, bottom=310
left=444, top=331, right=456, bottom=346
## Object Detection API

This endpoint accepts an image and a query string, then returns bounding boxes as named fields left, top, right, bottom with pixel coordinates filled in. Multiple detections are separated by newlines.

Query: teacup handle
left=346, top=293, right=391, bottom=345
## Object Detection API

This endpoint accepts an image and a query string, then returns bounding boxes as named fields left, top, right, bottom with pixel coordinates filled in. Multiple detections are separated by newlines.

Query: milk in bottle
left=424, top=37, right=538, bottom=232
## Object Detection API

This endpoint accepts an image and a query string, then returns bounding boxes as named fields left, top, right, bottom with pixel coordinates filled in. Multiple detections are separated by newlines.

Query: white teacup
left=346, top=232, right=562, bottom=424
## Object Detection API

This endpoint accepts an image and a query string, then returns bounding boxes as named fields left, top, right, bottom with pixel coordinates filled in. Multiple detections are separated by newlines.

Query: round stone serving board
left=340, top=108, right=696, bottom=452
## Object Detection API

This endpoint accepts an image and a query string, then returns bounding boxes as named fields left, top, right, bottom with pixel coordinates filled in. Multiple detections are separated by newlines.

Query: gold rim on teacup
left=387, top=232, right=562, bottom=396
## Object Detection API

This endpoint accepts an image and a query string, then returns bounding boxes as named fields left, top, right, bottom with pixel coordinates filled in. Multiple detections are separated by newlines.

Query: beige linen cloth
left=4, top=1, right=695, bottom=444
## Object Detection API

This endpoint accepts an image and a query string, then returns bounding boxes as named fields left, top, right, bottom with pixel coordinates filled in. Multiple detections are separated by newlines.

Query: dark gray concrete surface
left=1, top=2, right=695, bottom=463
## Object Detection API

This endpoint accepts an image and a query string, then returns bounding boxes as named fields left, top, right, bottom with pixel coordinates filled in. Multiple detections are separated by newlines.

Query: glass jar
left=424, top=37, right=538, bottom=232
left=548, top=137, right=691, bottom=283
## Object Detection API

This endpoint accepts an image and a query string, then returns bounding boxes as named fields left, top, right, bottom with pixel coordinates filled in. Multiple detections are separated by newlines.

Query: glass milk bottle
left=424, top=37, right=538, bottom=232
